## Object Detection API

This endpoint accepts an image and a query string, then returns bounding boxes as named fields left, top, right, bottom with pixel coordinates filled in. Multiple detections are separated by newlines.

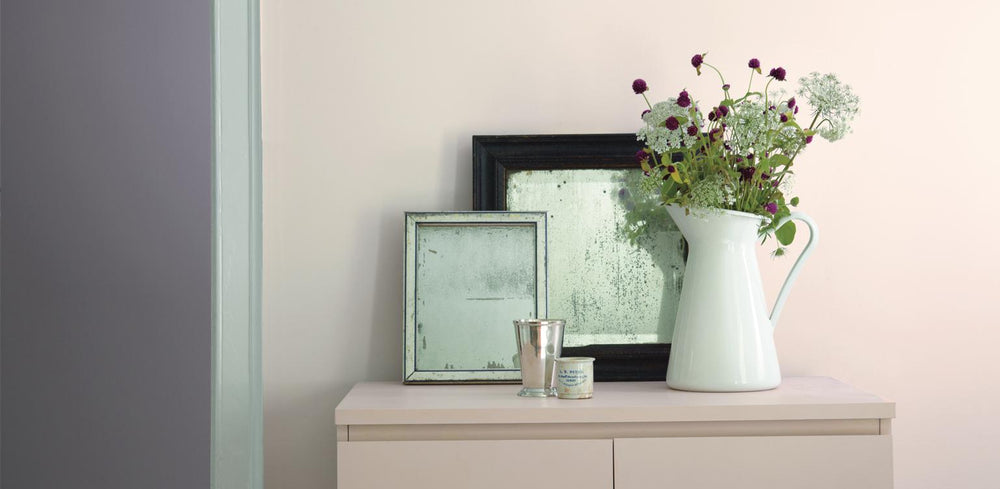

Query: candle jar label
left=555, top=357, right=595, bottom=399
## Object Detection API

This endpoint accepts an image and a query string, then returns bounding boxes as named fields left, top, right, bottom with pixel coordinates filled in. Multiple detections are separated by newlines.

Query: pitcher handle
left=769, top=212, right=819, bottom=328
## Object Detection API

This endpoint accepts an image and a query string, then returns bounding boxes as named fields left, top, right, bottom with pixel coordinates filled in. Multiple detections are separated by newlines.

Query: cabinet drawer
left=614, top=435, right=892, bottom=489
left=338, top=439, right=612, bottom=489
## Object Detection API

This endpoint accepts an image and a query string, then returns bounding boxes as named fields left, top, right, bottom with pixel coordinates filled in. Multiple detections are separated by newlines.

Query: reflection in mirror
left=507, top=169, right=686, bottom=346
left=414, top=224, right=535, bottom=371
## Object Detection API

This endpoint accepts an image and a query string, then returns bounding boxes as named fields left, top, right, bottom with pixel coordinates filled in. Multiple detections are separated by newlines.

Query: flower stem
left=808, top=112, right=821, bottom=131
left=641, top=93, right=653, bottom=111
left=704, top=62, right=727, bottom=88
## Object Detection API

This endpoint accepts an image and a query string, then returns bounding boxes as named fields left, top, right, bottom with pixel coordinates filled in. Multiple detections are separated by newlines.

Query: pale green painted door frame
left=211, top=0, right=263, bottom=487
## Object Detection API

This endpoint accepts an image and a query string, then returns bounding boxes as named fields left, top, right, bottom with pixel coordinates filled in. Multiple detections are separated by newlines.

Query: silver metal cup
left=514, top=319, right=565, bottom=397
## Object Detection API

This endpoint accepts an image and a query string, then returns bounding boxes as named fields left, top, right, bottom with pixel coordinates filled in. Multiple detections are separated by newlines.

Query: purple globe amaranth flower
left=780, top=113, right=789, bottom=123
left=665, top=116, right=680, bottom=130
left=634, top=149, right=650, bottom=163
left=738, top=166, right=756, bottom=182
left=722, top=84, right=731, bottom=90
left=667, top=165, right=676, bottom=173
left=632, top=79, right=648, bottom=94
left=764, top=202, right=778, bottom=215
left=641, top=109, right=651, bottom=118
left=708, top=128, right=723, bottom=142
left=687, top=125, right=698, bottom=136
left=747, top=153, right=755, bottom=162
left=748, top=58, right=761, bottom=69
left=761, top=172, right=770, bottom=181
left=707, top=111, right=717, bottom=122
left=805, top=135, right=814, bottom=144
left=787, top=97, right=796, bottom=109
left=735, top=156, right=744, bottom=163
left=718, top=105, right=729, bottom=117
left=768, top=67, right=787, bottom=81
left=691, top=54, right=704, bottom=68
left=677, top=90, right=692, bottom=106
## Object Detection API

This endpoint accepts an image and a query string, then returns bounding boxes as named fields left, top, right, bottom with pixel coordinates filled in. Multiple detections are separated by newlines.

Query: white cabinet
left=338, top=439, right=612, bottom=489
left=335, top=377, right=894, bottom=489
left=614, top=435, right=892, bottom=489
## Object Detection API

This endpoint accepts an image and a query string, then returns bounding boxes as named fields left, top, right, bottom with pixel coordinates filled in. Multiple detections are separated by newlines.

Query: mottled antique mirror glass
left=473, top=135, right=686, bottom=380
left=507, top=169, right=685, bottom=344
left=403, top=212, right=547, bottom=383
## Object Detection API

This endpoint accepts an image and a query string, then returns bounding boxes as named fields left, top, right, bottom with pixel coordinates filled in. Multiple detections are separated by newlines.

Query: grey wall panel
left=1, top=1, right=212, bottom=487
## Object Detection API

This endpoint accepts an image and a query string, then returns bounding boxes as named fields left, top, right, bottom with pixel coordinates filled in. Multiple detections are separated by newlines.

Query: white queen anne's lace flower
left=797, top=72, right=859, bottom=142
left=637, top=99, right=703, bottom=154
left=727, top=97, right=780, bottom=156
left=688, top=174, right=734, bottom=210
left=729, top=90, right=807, bottom=157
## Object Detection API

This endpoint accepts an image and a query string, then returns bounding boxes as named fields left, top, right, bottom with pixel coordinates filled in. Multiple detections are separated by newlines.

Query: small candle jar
left=555, top=357, right=595, bottom=399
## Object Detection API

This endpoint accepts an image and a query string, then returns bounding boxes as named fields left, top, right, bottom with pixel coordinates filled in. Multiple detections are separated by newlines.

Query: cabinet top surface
left=335, top=377, right=893, bottom=425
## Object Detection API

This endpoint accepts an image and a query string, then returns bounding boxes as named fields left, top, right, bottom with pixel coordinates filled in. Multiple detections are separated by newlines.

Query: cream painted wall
left=261, top=1, right=1000, bottom=487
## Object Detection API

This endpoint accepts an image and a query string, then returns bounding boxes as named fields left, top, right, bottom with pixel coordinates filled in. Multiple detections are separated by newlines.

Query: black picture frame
left=473, top=134, right=680, bottom=382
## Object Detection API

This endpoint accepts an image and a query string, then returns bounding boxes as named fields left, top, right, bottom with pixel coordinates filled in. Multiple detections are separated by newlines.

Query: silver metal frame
left=404, top=212, right=548, bottom=383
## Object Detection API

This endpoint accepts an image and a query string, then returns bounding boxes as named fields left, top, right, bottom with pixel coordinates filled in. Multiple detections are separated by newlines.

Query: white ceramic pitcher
left=664, top=205, right=818, bottom=392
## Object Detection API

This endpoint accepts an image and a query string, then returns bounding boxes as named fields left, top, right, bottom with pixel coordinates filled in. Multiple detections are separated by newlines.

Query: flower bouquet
left=632, top=53, right=859, bottom=254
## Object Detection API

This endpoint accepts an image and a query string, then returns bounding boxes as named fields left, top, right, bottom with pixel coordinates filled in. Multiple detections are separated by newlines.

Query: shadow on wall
left=264, top=382, right=346, bottom=488
left=363, top=132, right=475, bottom=380
left=358, top=131, right=478, bottom=380
left=450, top=133, right=474, bottom=210
left=364, top=208, right=405, bottom=380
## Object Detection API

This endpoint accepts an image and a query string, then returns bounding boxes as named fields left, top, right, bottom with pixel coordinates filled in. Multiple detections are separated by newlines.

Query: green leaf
left=790, top=196, right=800, bottom=206
left=639, top=158, right=651, bottom=173
left=769, top=154, right=791, bottom=167
left=775, top=221, right=796, bottom=246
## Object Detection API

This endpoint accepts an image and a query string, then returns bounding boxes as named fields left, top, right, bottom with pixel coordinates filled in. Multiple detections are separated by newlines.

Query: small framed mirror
left=404, top=212, right=548, bottom=383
